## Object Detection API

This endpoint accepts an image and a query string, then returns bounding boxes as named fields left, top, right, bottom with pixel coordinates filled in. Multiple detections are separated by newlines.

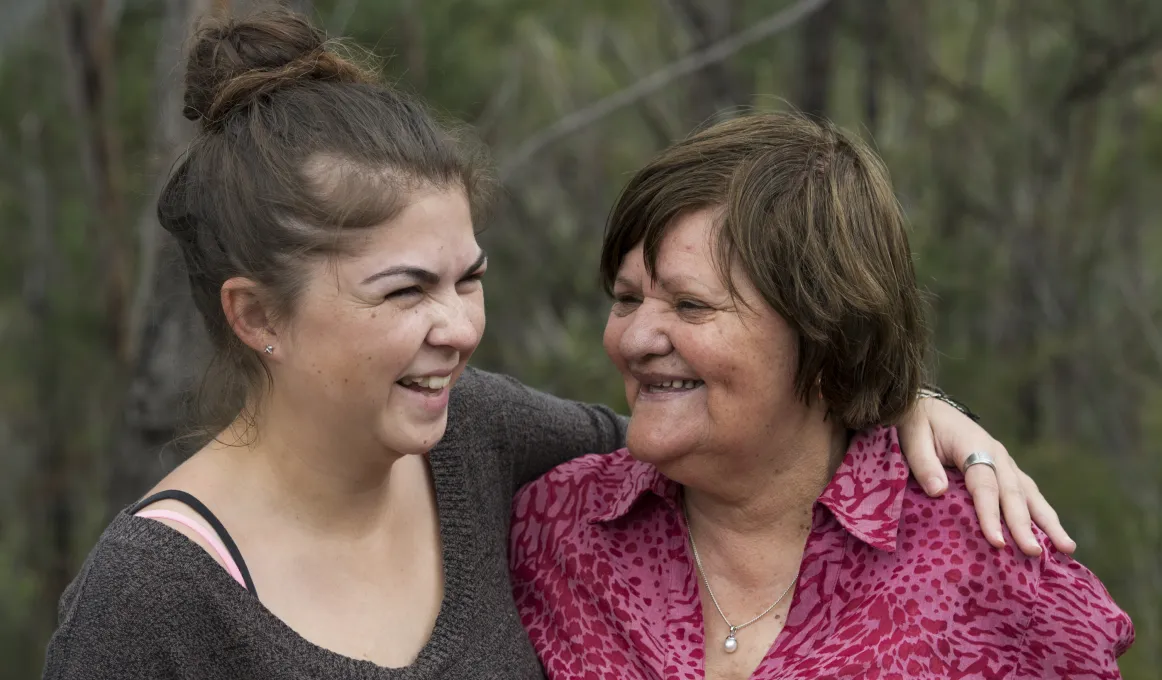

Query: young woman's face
left=274, top=188, right=487, bottom=457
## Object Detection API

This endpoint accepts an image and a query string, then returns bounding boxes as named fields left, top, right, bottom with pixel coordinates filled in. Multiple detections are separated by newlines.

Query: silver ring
left=963, top=451, right=997, bottom=473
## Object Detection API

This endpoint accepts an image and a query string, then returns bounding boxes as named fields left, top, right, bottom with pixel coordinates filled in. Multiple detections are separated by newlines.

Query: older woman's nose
left=619, top=304, right=673, bottom=360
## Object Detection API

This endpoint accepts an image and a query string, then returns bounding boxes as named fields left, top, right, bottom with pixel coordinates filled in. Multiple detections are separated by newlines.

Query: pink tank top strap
left=136, top=509, right=249, bottom=590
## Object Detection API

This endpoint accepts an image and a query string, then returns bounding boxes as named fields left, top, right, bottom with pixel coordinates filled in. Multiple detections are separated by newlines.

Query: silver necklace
left=683, top=503, right=799, bottom=654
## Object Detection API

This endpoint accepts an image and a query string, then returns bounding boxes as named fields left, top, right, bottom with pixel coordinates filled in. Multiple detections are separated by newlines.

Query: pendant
left=724, top=626, right=738, bottom=654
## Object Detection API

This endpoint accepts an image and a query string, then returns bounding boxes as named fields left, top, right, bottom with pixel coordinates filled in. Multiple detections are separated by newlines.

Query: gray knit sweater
left=43, top=368, right=627, bottom=679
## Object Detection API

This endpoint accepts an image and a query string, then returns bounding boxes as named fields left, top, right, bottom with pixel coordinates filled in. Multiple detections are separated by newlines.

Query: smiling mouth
left=642, top=379, right=704, bottom=394
left=397, top=375, right=451, bottom=394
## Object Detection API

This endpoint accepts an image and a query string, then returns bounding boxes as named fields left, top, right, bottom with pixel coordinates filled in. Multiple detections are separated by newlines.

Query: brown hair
left=600, top=112, right=928, bottom=429
left=159, top=7, right=491, bottom=444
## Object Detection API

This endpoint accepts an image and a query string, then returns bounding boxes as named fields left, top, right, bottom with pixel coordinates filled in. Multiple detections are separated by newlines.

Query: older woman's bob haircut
left=600, top=112, right=929, bottom=430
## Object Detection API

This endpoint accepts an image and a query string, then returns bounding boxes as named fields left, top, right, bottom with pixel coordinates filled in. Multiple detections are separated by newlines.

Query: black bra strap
left=131, top=490, right=258, bottom=595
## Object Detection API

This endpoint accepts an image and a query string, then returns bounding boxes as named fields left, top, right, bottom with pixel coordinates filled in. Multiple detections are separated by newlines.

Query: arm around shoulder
left=1013, top=544, right=1134, bottom=679
left=456, top=367, right=628, bottom=490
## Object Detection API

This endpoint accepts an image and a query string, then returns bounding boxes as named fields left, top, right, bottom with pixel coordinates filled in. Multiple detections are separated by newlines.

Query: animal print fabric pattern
left=510, top=427, right=1134, bottom=679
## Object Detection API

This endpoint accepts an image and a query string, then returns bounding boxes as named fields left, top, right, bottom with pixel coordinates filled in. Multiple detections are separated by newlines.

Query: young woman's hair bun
left=183, top=8, right=375, bottom=129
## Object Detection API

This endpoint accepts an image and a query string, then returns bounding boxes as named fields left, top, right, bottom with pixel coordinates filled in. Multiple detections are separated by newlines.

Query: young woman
left=43, top=10, right=1072, bottom=679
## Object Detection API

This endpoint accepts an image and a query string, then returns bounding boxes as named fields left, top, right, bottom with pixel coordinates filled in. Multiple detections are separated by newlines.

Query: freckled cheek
left=321, top=320, right=406, bottom=388
left=674, top=327, right=728, bottom=376
left=695, top=333, right=769, bottom=415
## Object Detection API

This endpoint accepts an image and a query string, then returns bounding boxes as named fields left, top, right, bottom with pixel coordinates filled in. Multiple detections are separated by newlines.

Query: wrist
left=918, top=385, right=981, bottom=422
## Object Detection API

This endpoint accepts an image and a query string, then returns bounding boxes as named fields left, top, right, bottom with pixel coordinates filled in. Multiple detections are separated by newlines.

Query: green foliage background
left=0, top=0, right=1159, bottom=677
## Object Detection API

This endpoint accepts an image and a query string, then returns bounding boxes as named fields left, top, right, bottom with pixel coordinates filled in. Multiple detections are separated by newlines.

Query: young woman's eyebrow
left=361, top=266, right=438, bottom=286
left=361, top=251, right=486, bottom=286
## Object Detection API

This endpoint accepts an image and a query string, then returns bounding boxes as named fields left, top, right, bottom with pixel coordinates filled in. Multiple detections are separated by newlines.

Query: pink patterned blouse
left=510, top=427, right=1134, bottom=679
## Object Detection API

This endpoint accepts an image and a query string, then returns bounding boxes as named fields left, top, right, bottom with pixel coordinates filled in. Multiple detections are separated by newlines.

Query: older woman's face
left=603, top=208, right=809, bottom=468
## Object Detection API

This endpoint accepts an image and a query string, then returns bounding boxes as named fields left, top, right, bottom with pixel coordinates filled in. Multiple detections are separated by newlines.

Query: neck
left=214, top=391, right=423, bottom=539
left=678, top=412, right=848, bottom=586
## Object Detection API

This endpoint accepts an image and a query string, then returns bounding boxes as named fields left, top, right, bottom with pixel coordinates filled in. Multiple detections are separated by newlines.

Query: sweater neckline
left=113, top=433, right=479, bottom=678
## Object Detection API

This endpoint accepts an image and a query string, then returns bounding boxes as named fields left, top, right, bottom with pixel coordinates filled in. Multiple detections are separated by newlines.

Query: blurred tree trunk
left=54, top=0, right=129, bottom=358
left=20, top=111, right=71, bottom=630
left=798, top=0, right=840, bottom=118
left=1006, top=0, right=1044, bottom=442
left=861, top=0, right=883, bottom=134
left=666, top=0, right=749, bottom=125
left=39, top=0, right=127, bottom=625
left=109, top=0, right=213, bottom=509
left=891, top=0, right=929, bottom=138
left=1111, top=99, right=1146, bottom=456
left=398, top=0, right=425, bottom=91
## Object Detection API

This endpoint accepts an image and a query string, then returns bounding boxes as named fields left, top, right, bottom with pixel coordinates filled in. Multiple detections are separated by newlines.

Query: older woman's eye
left=611, top=294, right=641, bottom=313
left=675, top=299, right=709, bottom=312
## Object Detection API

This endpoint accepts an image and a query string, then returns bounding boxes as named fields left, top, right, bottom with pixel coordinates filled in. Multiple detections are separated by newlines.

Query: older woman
left=510, top=113, right=1134, bottom=679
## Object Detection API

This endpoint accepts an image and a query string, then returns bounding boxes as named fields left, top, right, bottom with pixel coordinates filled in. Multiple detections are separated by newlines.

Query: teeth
left=650, top=380, right=701, bottom=390
left=399, top=375, right=451, bottom=389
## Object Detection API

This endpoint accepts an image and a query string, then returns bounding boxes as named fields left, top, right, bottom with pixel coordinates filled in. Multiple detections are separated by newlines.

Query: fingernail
left=926, top=476, right=946, bottom=493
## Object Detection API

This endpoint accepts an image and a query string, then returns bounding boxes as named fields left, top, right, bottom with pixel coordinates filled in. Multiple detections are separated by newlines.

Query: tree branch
left=606, top=26, right=681, bottom=146
left=1060, top=29, right=1161, bottom=104
left=498, top=0, right=831, bottom=181
left=665, top=0, right=749, bottom=124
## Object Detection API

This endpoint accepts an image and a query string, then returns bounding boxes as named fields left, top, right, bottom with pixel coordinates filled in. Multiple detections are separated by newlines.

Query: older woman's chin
left=624, top=424, right=700, bottom=467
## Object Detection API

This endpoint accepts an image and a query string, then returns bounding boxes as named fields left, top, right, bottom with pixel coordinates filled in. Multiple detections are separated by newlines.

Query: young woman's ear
left=221, top=277, right=277, bottom=355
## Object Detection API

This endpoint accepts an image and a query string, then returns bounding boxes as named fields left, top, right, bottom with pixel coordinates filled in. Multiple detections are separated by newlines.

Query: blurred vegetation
left=1, top=0, right=1159, bottom=677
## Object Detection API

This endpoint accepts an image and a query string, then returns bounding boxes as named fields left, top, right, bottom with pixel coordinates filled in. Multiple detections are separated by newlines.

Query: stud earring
left=264, top=345, right=274, bottom=355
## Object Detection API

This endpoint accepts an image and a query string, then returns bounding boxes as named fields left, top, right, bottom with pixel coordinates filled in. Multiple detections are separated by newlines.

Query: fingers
left=915, top=393, right=1074, bottom=556
left=898, top=401, right=948, bottom=496
left=963, top=462, right=1005, bottom=549
left=966, top=445, right=1046, bottom=557
left=994, top=453, right=1042, bottom=557
left=1021, top=470, right=1076, bottom=554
